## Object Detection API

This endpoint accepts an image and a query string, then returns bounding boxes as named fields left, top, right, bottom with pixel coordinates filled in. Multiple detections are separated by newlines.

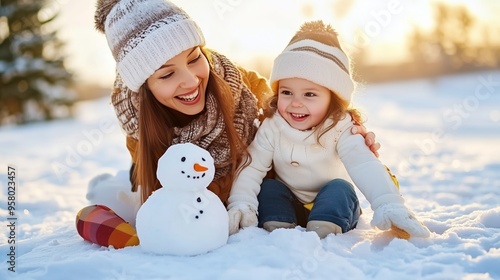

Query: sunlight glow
left=54, top=0, right=499, bottom=87
left=451, top=160, right=461, bottom=169
left=490, top=110, right=500, bottom=122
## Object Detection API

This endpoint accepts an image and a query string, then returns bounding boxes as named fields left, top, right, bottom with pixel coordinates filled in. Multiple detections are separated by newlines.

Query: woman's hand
left=351, top=125, right=381, bottom=157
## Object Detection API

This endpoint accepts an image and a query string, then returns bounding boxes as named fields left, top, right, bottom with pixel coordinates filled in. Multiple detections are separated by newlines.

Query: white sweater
left=228, top=112, right=404, bottom=211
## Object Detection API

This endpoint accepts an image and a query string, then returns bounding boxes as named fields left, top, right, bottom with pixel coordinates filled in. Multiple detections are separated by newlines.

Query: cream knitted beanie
left=95, top=0, right=205, bottom=92
left=269, top=20, right=354, bottom=103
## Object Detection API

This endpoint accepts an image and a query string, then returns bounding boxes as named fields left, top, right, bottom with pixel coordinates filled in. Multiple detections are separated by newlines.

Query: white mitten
left=228, top=204, right=258, bottom=235
left=371, top=203, right=430, bottom=238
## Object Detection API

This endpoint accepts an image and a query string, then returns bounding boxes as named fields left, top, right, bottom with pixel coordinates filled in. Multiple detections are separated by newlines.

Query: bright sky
left=53, top=0, right=499, bottom=87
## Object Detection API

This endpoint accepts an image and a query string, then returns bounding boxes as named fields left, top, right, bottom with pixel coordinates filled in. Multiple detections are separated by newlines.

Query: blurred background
left=1, top=0, right=499, bottom=125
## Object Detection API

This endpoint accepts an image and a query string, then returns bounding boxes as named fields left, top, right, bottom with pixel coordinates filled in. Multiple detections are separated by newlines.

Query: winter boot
left=263, top=221, right=295, bottom=232
left=306, top=220, right=342, bottom=238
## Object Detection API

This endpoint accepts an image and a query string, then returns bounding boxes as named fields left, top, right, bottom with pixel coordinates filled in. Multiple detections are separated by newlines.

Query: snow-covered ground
left=1, top=70, right=499, bottom=279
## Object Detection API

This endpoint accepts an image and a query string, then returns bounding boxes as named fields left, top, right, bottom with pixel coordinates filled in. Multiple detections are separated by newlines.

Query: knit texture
left=269, top=20, right=354, bottom=103
left=111, top=50, right=260, bottom=180
left=76, top=205, right=139, bottom=248
left=95, top=0, right=205, bottom=91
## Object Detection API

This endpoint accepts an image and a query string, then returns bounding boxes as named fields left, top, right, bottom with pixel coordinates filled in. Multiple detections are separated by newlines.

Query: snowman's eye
left=201, top=157, right=206, bottom=161
left=181, top=157, right=186, bottom=162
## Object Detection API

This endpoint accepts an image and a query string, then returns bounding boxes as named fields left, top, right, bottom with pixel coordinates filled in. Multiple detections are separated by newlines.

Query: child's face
left=277, top=78, right=331, bottom=131
left=146, top=47, right=210, bottom=115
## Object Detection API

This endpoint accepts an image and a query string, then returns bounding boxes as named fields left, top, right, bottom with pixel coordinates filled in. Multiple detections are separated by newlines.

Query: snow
left=1, top=70, right=499, bottom=279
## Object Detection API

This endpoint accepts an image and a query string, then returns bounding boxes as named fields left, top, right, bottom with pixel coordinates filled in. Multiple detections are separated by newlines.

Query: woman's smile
left=176, top=86, right=201, bottom=104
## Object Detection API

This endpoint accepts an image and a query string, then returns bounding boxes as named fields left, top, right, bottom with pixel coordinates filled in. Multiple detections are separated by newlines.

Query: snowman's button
left=291, top=161, right=300, bottom=167
left=195, top=216, right=199, bottom=219
left=197, top=197, right=201, bottom=202
left=199, top=210, right=203, bottom=214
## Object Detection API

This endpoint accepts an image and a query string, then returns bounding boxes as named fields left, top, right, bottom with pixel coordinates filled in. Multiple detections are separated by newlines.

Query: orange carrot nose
left=194, top=163, right=208, bottom=172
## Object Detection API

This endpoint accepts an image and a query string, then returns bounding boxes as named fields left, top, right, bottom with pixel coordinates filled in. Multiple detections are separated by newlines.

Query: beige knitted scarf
left=111, top=50, right=259, bottom=180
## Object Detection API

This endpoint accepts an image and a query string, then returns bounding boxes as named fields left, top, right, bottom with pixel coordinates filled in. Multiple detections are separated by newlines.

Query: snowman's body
left=136, top=143, right=229, bottom=255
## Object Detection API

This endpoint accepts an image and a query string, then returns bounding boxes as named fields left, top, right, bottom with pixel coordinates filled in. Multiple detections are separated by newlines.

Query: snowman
left=136, top=143, right=229, bottom=255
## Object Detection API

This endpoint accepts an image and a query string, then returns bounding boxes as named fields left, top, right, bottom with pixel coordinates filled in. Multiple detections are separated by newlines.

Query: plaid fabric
left=76, top=205, right=139, bottom=249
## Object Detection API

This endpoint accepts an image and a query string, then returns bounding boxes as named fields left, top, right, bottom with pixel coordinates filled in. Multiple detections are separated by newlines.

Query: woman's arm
left=238, top=66, right=273, bottom=112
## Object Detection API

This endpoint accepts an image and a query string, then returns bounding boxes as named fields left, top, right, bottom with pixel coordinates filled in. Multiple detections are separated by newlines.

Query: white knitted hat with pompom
left=270, top=20, right=354, bottom=103
left=95, top=0, right=205, bottom=92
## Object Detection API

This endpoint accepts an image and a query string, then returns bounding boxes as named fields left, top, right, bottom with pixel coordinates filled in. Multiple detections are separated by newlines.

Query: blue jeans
left=257, top=178, right=361, bottom=233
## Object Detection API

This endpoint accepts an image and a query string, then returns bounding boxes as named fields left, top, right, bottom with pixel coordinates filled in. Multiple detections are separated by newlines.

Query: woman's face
left=147, top=47, right=210, bottom=115
left=277, top=78, right=331, bottom=131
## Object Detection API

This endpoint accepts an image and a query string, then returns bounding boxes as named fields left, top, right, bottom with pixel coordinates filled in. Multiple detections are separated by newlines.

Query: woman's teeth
left=177, top=90, right=198, bottom=102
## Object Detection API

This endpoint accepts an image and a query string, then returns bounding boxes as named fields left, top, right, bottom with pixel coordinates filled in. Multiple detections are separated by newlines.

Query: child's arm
left=337, top=123, right=430, bottom=238
left=350, top=125, right=380, bottom=158
left=227, top=119, right=276, bottom=234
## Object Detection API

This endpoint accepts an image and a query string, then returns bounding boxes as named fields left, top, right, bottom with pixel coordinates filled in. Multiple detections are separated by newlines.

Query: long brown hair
left=263, top=87, right=363, bottom=143
left=133, top=66, right=248, bottom=204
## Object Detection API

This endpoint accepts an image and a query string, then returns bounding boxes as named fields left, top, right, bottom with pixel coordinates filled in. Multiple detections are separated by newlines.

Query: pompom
left=289, top=20, right=341, bottom=48
left=297, top=20, right=338, bottom=36
left=95, top=0, right=121, bottom=33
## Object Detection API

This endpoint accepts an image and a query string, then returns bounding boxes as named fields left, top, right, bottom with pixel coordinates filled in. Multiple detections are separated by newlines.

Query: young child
left=227, top=21, right=430, bottom=239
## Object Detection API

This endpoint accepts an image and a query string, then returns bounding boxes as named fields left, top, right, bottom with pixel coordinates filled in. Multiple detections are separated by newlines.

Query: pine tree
left=0, top=0, right=74, bottom=124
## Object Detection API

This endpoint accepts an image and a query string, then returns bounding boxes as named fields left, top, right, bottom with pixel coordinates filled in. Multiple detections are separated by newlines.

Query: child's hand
left=371, top=203, right=430, bottom=238
left=228, top=204, right=258, bottom=235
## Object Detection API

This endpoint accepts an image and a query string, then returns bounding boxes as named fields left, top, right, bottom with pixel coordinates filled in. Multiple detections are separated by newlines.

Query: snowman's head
left=157, top=143, right=215, bottom=191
